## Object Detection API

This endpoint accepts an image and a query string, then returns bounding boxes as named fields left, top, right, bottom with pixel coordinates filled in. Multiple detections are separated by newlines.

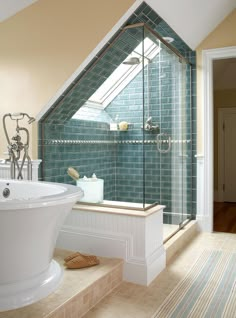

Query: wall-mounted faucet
left=2, top=113, right=35, bottom=180
left=142, top=116, right=159, bottom=133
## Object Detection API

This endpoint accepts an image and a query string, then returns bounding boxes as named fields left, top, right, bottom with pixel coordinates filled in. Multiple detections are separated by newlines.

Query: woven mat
left=152, top=250, right=236, bottom=318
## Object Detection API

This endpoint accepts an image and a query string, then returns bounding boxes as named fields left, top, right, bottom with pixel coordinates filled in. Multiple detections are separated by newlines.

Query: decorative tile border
left=43, top=139, right=191, bottom=145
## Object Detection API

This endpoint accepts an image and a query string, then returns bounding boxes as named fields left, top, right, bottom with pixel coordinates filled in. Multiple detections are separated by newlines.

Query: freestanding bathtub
left=0, top=179, right=83, bottom=311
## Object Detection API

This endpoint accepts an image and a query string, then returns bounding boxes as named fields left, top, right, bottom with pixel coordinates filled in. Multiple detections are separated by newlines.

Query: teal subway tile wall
left=38, top=1, right=196, bottom=223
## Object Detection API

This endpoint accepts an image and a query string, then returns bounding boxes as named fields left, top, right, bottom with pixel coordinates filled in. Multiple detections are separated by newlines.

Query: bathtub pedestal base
left=0, top=260, right=63, bottom=311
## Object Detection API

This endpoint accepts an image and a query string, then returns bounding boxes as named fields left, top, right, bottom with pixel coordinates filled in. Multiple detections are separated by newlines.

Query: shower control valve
left=141, top=117, right=159, bottom=133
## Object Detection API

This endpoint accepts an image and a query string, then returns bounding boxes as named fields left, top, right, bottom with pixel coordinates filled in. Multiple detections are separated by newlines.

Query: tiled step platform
left=0, top=249, right=123, bottom=318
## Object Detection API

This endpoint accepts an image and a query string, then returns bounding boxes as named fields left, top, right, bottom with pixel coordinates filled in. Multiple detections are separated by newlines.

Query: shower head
left=27, top=117, right=35, bottom=124
left=163, top=37, right=174, bottom=44
left=123, top=57, right=140, bottom=65
left=146, top=116, right=152, bottom=124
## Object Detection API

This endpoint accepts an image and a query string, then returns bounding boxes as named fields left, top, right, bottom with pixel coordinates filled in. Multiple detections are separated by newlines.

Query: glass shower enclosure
left=99, top=23, right=193, bottom=234
left=40, top=23, right=193, bottom=240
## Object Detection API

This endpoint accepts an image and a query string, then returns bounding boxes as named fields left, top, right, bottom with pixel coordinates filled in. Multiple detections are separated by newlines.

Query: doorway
left=201, top=46, right=236, bottom=233
left=213, top=59, right=236, bottom=233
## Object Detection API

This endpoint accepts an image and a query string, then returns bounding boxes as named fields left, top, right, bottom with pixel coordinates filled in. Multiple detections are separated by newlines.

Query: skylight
left=73, top=37, right=161, bottom=119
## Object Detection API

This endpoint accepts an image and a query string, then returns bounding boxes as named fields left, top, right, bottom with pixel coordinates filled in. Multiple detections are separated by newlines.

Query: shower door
left=143, top=27, right=192, bottom=233
left=158, top=43, right=192, bottom=229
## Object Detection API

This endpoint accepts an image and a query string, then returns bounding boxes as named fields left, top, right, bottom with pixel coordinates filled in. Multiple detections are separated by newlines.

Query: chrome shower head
left=123, top=57, right=140, bottom=65
left=146, top=116, right=152, bottom=124
left=27, top=117, right=35, bottom=124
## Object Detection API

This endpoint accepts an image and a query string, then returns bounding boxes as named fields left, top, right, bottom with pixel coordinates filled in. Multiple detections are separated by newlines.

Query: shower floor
left=163, top=224, right=179, bottom=241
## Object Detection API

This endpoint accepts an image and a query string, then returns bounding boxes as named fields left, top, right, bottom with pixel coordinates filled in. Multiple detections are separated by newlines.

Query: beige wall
left=2, top=2, right=235, bottom=163
left=0, top=0, right=134, bottom=158
left=196, top=9, right=236, bottom=154
left=213, top=89, right=236, bottom=190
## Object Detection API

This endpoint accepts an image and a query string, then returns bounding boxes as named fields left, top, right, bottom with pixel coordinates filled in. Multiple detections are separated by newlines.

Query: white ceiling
left=146, top=0, right=236, bottom=49
left=0, top=0, right=38, bottom=22
left=0, top=0, right=235, bottom=49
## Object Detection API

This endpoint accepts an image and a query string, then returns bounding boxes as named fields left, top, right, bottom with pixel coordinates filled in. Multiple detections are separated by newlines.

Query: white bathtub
left=0, top=179, right=83, bottom=311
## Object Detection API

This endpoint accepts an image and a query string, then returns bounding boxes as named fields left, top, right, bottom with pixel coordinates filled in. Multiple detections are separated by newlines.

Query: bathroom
left=39, top=3, right=196, bottom=242
left=1, top=0, right=235, bottom=316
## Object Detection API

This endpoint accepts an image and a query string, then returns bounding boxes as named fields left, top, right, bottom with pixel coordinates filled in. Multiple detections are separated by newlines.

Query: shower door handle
left=157, top=133, right=171, bottom=153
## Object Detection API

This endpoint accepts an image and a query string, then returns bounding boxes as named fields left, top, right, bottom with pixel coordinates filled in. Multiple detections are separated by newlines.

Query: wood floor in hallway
left=214, top=201, right=236, bottom=233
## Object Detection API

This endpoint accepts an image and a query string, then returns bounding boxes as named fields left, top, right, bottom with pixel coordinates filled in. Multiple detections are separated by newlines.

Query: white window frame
left=72, top=37, right=161, bottom=121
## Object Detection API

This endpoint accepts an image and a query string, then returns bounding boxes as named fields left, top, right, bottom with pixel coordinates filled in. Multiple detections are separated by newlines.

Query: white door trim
left=201, top=46, right=236, bottom=232
left=218, top=108, right=236, bottom=202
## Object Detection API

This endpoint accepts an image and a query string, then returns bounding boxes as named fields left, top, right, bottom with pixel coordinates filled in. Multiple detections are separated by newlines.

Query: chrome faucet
left=142, top=116, right=159, bottom=132
left=3, top=113, right=35, bottom=180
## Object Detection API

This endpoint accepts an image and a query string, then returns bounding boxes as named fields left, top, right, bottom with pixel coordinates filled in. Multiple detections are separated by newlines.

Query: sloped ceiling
left=0, top=0, right=235, bottom=49
left=0, top=0, right=38, bottom=22
left=146, top=0, right=236, bottom=49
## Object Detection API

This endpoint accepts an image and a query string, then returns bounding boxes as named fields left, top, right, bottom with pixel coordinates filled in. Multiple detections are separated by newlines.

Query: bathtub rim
left=0, top=179, right=83, bottom=210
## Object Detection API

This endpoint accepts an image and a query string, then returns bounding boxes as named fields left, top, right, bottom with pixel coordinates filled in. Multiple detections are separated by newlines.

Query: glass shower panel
left=142, top=28, right=162, bottom=207
left=106, top=25, right=146, bottom=206
left=158, top=43, right=191, bottom=228
left=182, top=63, right=193, bottom=222
left=142, top=26, right=192, bottom=233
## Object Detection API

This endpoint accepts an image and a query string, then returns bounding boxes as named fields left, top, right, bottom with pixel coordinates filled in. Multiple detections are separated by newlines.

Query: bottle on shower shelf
left=110, top=114, right=119, bottom=131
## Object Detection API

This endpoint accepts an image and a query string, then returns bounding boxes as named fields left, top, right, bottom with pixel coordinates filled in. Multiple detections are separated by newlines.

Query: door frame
left=218, top=108, right=236, bottom=202
left=201, top=46, right=236, bottom=232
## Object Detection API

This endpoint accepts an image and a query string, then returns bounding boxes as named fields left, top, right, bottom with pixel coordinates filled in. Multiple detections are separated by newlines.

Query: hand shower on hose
left=2, top=113, right=35, bottom=180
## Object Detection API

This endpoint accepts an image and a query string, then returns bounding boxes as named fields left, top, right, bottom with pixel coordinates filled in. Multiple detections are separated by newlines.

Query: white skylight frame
left=73, top=37, right=161, bottom=119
